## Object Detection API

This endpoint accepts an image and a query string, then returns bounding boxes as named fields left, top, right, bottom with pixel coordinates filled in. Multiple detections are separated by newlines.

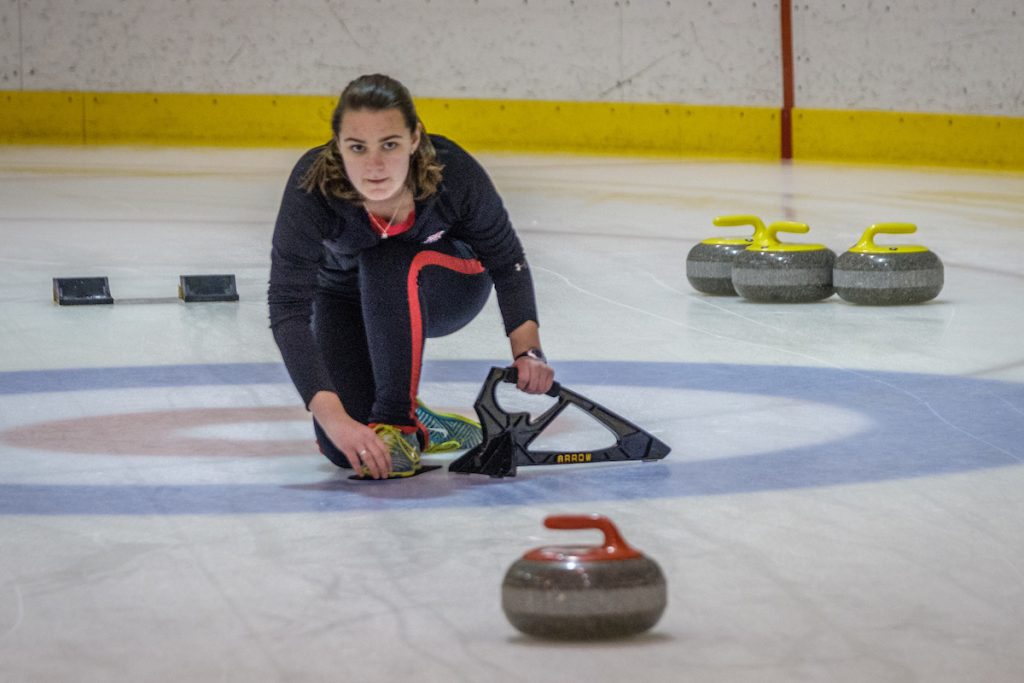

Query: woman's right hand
left=309, top=391, right=391, bottom=479
left=329, top=420, right=391, bottom=479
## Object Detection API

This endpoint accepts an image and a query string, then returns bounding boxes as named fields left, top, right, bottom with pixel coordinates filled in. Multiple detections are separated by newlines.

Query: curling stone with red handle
left=732, top=220, right=836, bottom=302
left=686, top=214, right=767, bottom=295
left=501, top=514, right=667, bottom=640
left=834, top=222, right=944, bottom=305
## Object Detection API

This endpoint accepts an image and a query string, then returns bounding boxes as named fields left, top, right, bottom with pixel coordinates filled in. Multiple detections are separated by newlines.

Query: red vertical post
left=780, top=0, right=795, bottom=160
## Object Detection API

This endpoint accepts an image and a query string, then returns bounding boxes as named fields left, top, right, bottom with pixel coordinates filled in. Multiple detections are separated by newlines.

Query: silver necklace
left=366, top=197, right=406, bottom=239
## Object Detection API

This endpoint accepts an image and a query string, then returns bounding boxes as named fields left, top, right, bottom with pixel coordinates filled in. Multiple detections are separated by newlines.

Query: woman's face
left=337, top=108, right=420, bottom=204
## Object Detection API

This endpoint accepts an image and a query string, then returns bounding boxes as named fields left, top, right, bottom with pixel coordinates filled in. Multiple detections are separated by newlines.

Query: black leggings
left=312, top=238, right=491, bottom=467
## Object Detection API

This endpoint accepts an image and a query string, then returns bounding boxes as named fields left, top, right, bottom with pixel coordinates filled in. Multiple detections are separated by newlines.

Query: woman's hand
left=309, top=391, right=391, bottom=479
left=508, top=321, right=554, bottom=394
left=328, top=420, right=392, bottom=479
left=513, top=355, right=555, bottom=395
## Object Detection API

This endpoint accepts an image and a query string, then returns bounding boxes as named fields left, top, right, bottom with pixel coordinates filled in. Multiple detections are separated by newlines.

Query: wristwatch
left=514, top=347, right=546, bottom=363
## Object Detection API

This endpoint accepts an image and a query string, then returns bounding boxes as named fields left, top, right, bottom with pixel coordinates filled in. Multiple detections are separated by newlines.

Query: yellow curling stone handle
left=700, top=214, right=766, bottom=246
left=749, top=220, right=828, bottom=252
left=848, top=223, right=930, bottom=254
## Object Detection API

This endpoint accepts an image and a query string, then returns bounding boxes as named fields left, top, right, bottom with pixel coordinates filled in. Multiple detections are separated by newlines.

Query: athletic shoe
left=416, top=399, right=484, bottom=453
left=368, top=424, right=422, bottom=478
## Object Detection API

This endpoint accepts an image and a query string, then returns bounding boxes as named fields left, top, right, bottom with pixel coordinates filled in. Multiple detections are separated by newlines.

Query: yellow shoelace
left=372, top=424, right=421, bottom=469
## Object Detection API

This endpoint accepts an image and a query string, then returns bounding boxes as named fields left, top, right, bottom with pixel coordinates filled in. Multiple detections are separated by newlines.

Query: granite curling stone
left=502, top=514, right=667, bottom=640
left=686, top=214, right=767, bottom=295
left=732, top=220, right=836, bottom=303
left=834, top=222, right=943, bottom=305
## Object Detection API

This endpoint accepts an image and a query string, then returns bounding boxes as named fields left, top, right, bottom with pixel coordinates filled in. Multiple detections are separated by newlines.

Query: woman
left=269, top=74, right=554, bottom=479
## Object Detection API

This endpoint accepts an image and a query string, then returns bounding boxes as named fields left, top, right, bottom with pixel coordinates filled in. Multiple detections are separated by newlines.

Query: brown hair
left=300, top=74, right=443, bottom=201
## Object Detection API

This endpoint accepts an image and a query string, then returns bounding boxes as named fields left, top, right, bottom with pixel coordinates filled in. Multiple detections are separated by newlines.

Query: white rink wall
left=0, top=0, right=781, bottom=104
left=0, top=0, right=1021, bottom=116
left=792, top=1, right=1023, bottom=116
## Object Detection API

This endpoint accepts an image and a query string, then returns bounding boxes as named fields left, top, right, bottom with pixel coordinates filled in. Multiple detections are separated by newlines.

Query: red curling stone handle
left=524, top=514, right=643, bottom=562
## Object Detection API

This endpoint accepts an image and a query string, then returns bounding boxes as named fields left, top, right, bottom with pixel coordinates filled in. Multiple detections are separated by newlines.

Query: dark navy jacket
left=268, top=135, right=537, bottom=404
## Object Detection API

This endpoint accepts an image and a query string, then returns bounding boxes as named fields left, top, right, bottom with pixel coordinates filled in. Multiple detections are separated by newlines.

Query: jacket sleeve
left=446, top=147, right=539, bottom=335
left=267, top=152, right=337, bottom=407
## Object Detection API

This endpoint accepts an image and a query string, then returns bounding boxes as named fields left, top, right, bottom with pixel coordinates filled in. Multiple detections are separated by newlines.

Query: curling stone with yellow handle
left=686, top=214, right=767, bottom=295
left=834, top=223, right=944, bottom=305
left=502, top=514, right=667, bottom=640
left=732, top=221, right=836, bottom=302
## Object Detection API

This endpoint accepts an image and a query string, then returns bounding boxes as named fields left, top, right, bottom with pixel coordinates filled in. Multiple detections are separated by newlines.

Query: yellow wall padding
left=416, top=99, right=779, bottom=158
left=794, top=109, right=1024, bottom=170
left=2, top=90, right=1022, bottom=169
left=0, top=90, right=778, bottom=159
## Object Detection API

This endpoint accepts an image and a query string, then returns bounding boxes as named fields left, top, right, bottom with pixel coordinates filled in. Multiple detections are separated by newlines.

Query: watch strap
left=514, top=347, right=546, bottom=363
